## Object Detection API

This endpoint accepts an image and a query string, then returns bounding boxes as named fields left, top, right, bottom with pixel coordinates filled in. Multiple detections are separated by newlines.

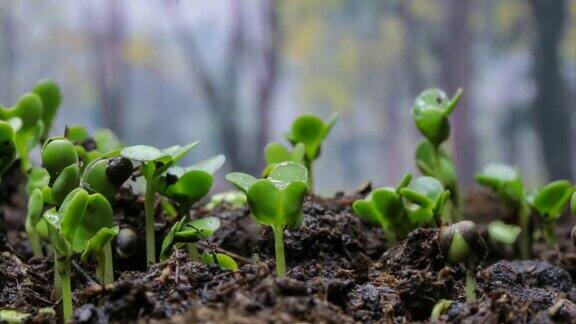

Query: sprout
left=26, top=189, right=45, bottom=257
left=400, top=176, right=450, bottom=226
left=431, top=299, right=453, bottom=321
left=284, top=114, right=338, bottom=189
left=475, top=163, right=531, bottom=258
left=41, top=137, right=81, bottom=205
left=438, top=221, right=487, bottom=303
left=160, top=216, right=219, bottom=261
left=65, top=125, right=122, bottom=164
left=205, top=190, right=247, bottom=210
left=263, top=142, right=305, bottom=177
left=121, top=142, right=199, bottom=266
left=487, top=221, right=521, bottom=246
left=157, top=154, right=225, bottom=260
left=32, top=80, right=61, bottom=140
left=527, top=180, right=574, bottom=245
left=353, top=173, right=412, bottom=244
left=42, top=188, right=118, bottom=321
left=226, top=161, right=308, bottom=276
left=0, top=121, right=17, bottom=180
left=411, top=88, right=462, bottom=215
left=201, top=252, right=238, bottom=271
left=0, top=92, right=44, bottom=172
left=476, top=163, right=573, bottom=258
left=81, top=157, right=133, bottom=201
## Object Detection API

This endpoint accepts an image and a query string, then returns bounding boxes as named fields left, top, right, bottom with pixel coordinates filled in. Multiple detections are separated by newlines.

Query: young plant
left=81, top=157, right=133, bottom=201
left=0, top=93, right=44, bottom=172
left=527, top=180, right=574, bottom=245
left=41, top=137, right=81, bottom=205
left=353, top=173, right=412, bottom=244
left=121, top=141, right=199, bottom=266
left=32, top=80, right=62, bottom=140
left=65, top=125, right=122, bottom=164
left=487, top=221, right=521, bottom=247
left=263, top=142, right=305, bottom=177
left=411, top=88, right=462, bottom=216
left=42, top=188, right=118, bottom=321
left=160, top=217, right=220, bottom=261
left=438, top=220, right=487, bottom=303
left=284, top=114, right=338, bottom=189
left=476, top=163, right=573, bottom=258
left=475, top=163, right=530, bottom=258
left=205, top=190, right=247, bottom=210
left=0, top=121, right=17, bottom=180
left=226, top=161, right=308, bottom=276
left=400, top=176, right=450, bottom=226
left=157, top=154, right=225, bottom=260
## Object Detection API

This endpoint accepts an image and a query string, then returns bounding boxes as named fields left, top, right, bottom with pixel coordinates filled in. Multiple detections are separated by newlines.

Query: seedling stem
left=273, top=226, right=286, bottom=277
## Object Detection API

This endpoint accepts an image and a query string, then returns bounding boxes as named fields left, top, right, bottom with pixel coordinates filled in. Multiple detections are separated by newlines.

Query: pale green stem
left=103, top=241, right=114, bottom=285
left=380, top=221, right=396, bottom=245
left=145, top=178, right=157, bottom=267
left=273, top=226, right=286, bottom=277
left=52, top=249, right=61, bottom=302
left=465, top=260, right=477, bottom=303
left=187, top=243, right=200, bottom=262
left=57, top=256, right=73, bottom=322
left=304, top=159, right=313, bottom=191
left=26, top=222, right=43, bottom=257
left=518, top=201, right=531, bottom=259
left=543, top=222, right=556, bottom=246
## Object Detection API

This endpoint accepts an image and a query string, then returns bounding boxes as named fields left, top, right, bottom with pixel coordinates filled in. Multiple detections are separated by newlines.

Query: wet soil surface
left=1, top=187, right=575, bottom=323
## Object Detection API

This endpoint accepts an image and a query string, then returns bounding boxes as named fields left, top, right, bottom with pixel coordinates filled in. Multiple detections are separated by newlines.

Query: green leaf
left=121, top=145, right=167, bottom=162
left=411, top=107, right=449, bottom=146
left=93, top=128, right=122, bottom=154
left=163, top=141, right=199, bottom=162
left=159, top=170, right=213, bottom=207
left=0, top=121, right=17, bottom=177
left=226, top=172, right=258, bottom=193
left=281, top=182, right=308, bottom=229
left=81, top=226, right=119, bottom=264
left=14, top=93, right=43, bottom=131
left=72, top=193, right=114, bottom=252
left=475, top=163, right=524, bottom=205
left=353, top=199, right=381, bottom=225
left=26, top=167, right=50, bottom=195
left=44, top=214, right=71, bottom=257
left=65, top=125, right=89, bottom=142
left=27, top=189, right=44, bottom=228
left=285, top=114, right=337, bottom=160
left=206, top=191, right=247, bottom=210
left=186, top=154, right=225, bottom=175
left=175, top=217, right=221, bottom=241
left=265, top=142, right=293, bottom=164
left=160, top=217, right=187, bottom=262
left=33, top=80, right=61, bottom=138
left=201, top=252, right=238, bottom=271
left=0, top=309, right=32, bottom=323
left=60, top=189, right=89, bottom=242
left=51, top=164, right=80, bottom=205
left=527, top=180, right=573, bottom=220
left=267, top=161, right=308, bottom=189
left=247, top=180, right=282, bottom=227
left=487, top=221, right=521, bottom=245
left=571, top=191, right=576, bottom=216
left=400, top=176, right=446, bottom=225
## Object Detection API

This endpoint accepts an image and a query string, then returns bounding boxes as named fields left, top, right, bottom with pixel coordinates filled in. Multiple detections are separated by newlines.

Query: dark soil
left=1, top=181, right=575, bottom=323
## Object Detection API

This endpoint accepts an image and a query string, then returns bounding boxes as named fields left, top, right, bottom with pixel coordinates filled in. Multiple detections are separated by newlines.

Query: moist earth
left=0, top=188, right=575, bottom=323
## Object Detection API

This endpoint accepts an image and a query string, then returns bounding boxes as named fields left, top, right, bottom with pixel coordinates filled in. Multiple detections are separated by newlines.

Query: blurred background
left=1, top=0, right=574, bottom=194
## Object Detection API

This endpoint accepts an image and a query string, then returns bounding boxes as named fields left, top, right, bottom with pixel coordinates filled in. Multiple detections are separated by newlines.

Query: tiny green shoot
left=121, top=142, right=199, bottom=266
left=527, top=180, right=574, bottom=245
left=226, top=161, right=308, bottom=276
left=400, top=176, right=450, bottom=226
left=263, top=142, right=305, bottom=177
left=438, top=220, right=486, bottom=303
left=353, top=173, right=412, bottom=244
left=487, top=221, right=521, bottom=246
left=32, top=80, right=62, bottom=140
left=205, top=190, right=247, bottom=210
left=284, top=114, right=338, bottom=189
left=160, top=216, right=220, bottom=262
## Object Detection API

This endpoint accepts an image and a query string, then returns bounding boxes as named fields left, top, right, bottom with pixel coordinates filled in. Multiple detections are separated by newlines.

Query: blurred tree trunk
left=85, top=0, right=127, bottom=136
left=527, top=0, right=573, bottom=180
left=0, top=3, right=16, bottom=104
left=167, top=0, right=280, bottom=174
left=439, top=0, right=477, bottom=186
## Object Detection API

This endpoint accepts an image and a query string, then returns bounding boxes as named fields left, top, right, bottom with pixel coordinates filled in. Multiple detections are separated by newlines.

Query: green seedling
left=263, top=142, right=305, bottom=177
left=476, top=163, right=573, bottom=258
left=284, top=114, right=338, bottom=189
left=121, top=141, right=199, bottom=266
left=32, top=80, right=62, bottom=140
left=41, top=137, right=81, bottom=205
left=158, top=154, right=225, bottom=260
left=81, top=157, right=133, bottom=201
left=160, top=216, right=220, bottom=262
left=201, top=251, right=238, bottom=271
left=487, top=221, right=521, bottom=246
left=475, top=163, right=531, bottom=258
left=26, top=189, right=45, bottom=257
left=411, top=88, right=462, bottom=217
left=353, top=173, right=412, bottom=244
left=226, top=161, right=308, bottom=277
left=438, top=220, right=487, bottom=303
left=0, top=121, right=17, bottom=180
left=42, top=188, right=118, bottom=321
left=527, top=180, right=574, bottom=245
left=400, top=176, right=450, bottom=226
left=205, top=191, right=247, bottom=210
left=0, top=92, right=44, bottom=172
